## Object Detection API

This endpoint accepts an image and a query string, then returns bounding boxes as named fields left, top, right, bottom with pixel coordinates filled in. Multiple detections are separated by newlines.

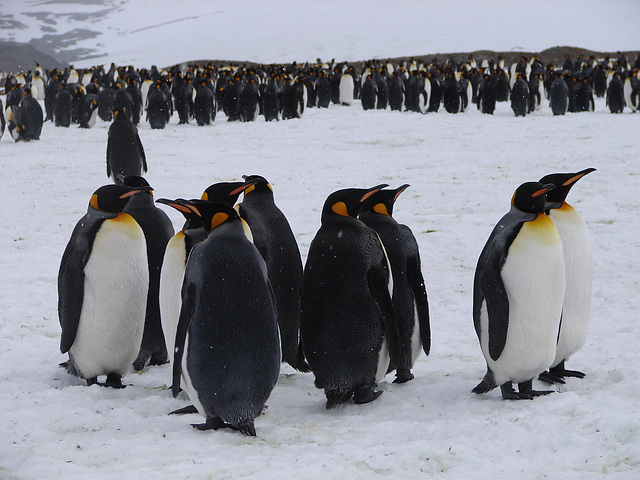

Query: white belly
left=550, top=205, right=592, bottom=365
left=70, top=217, right=148, bottom=379
left=410, top=302, right=422, bottom=365
left=481, top=217, right=565, bottom=385
left=159, top=233, right=188, bottom=368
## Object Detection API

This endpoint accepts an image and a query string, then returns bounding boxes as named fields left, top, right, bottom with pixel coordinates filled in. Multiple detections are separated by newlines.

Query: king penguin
left=537, top=168, right=596, bottom=384
left=118, top=176, right=176, bottom=371
left=300, top=185, right=401, bottom=409
left=172, top=201, right=281, bottom=436
left=157, top=181, right=256, bottom=383
left=58, top=184, right=150, bottom=387
left=472, top=182, right=565, bottom=400
left=106, top=107, right=147, bottom=183
left=238, top=175, right=309, bottom=372
left=359, top=185, right=431, bottom=383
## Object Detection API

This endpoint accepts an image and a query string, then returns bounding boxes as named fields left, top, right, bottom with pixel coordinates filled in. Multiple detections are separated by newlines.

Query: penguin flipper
left=172, top=281, right=196, bottom=398
left=407, top=254, right=430, bottom=355
left=136, top=132, right=147, bottom=173
left=58, top=219, right=98, bottom=353
left=367, top=265, right=401, bottom=371
left=482, top=260, right=509, bottom=362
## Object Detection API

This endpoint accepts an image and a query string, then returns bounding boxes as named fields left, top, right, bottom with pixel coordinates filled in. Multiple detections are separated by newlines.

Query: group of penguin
left=58, top=105, right=596, bottom=435
left=2, top=50, right=638, bottom=142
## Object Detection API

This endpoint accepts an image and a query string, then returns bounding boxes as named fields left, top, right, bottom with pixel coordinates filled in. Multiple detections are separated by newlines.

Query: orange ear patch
left=210, top=212, right=229, bottom=230
left=373, top=203, right=389, bottom=215
left=331, top=202, right=350, bottom=217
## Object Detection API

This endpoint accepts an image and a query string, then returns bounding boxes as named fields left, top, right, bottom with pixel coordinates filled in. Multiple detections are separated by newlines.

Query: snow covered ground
left=1, top=1, right=640, bottom=479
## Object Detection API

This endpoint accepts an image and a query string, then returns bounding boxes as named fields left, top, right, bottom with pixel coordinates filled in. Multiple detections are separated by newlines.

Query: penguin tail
left=59, top=359, right=81, bottom=378
left=325, top=386, right=353, bottom=409
left=294, top=342, right=311, bottom=373
left=471, top=369, right=497, bottom=395
left=235, top=419, right=256, bottom=437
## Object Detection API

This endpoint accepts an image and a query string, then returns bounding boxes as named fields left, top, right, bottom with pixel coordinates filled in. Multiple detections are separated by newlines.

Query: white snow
left=1, top=2, right=640, bottom=479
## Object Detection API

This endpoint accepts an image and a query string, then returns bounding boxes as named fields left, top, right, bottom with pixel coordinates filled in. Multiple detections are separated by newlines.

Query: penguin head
left=188, top=200, right=240, bottom=234
left=321, top=184, right=389, bottom=221
left=112, top=106, right=128, bottom=118
left=360, top=184, right=410, bottom=217
left=118, top=175, right=154, bottom=195
left=539, top=168, right=596, bottom=204
left=510, top=182, right=555, bottom=214
left=241, top=175, right=272, bottom=196
left=201, top=178, right=259, bottom=205
left=156, top=198, right=205, bottom=230
left=89, top=184, right=152, bottom=213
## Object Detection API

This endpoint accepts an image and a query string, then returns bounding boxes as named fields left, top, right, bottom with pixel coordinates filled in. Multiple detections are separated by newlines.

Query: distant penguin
left=339, top=70, right=355, bottom=105
left=98, top=85, right=116, bottom=122
left=494, top=68, right=510, bottom=102
left=281, top=77, right=305, bottom=119
left=12, top=88, right=43, bottom=141
left=112, top=82, right=134, bottom=121
left=106, top=107, right=148, bottom=183
left=238, top=175, right=308, bottom=372
left=472, top=182, right=565, bottom=400
left=172, top=201, right=281, bottom=436
left=591, top=65, right=608, bottom=98
left=315, top=71, right=331, bottom=108
left=0, top=99, right=5, bottom=140
left=78, top=93, right=99, bottom=129
left=239, top=77, right=260, bottom=122
left=146, top=82, right=171, bottom=129
left=537, top=168, right=596, bottom=384
left=477, top=72, right=497, bottom=114
left=574, top=77, right=595, bottom=112
left=360, top=74, right=378, bottom=110
left=606, top=72, right=625, bottom=113
left=58, top=184, right=150, bottom=387
left=175, top=78, right=194, bottom=124
left=528, top=74, right=544, bottom=112
left=623, top=70, right=639, bottom=112
left=374, top=69, right=389, bottom=109
left=119, top=176, right=175, bottom=371
left=359, top=185, right=430, bottom=383
left=262, top=75, right=282, bottom=120
left=388, top=71, right=405, bottom=111
left=549, top=74, right=570, bottom=115
left=510, top=74, right=530, bottom=116
left=194, top=80, right=216, bottom=125
left=300, top=185, right=401, bottom=409
left=442, top=71, right=461, bottom=113
left=125, top=77, right=143, bottom=124
left=53, top=85, right=73, bottom=127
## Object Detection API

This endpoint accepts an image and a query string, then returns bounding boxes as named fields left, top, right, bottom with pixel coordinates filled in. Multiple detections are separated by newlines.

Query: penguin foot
left=538, top=371, right=566, bottom=385
left=235, top=419, right=257, bottom=437
left=518, top=380, right=553, bottom=398
left=563, top=369, right=585, bottom=379
left=99, top=374, right=126, bottom=389
left=191, top=417, right=228, bottom=431
left=169, top=405, right=198, bottom=415
left=149, top=355, right=169, bottom=367
left=393, top=369, right=414, bottom=384
left=353, top=386, right=383, bottom=405
left=86, top=377, right=98, bottom=387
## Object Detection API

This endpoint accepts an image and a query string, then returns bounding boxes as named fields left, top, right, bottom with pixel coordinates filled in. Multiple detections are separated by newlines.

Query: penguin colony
left=1, top=50, right=639, bottom=144
left=2, top=55, right=598, bottom=436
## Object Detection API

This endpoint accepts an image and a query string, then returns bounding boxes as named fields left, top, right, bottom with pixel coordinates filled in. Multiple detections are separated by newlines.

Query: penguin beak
left=360, top=184, right=389, bottom=202
left=563, top=168, right=596, bottom=187
left=120, top=186, right=152, bottom=199
left=532, top=184, right=555, bottom=198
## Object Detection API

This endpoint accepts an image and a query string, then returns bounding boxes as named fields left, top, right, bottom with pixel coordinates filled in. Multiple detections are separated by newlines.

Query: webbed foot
left=393, top=369, right=415, bottom=384
left=353, top=386, right=383, bottom=404
left=169, top=405, right=198, bottom=415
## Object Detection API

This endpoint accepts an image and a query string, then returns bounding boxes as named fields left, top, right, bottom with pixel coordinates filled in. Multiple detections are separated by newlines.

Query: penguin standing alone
left=238, top=175, right=309, bottom=372
left=106, top=107, right=148, bottom=183
left=472, top=182, right=565, bottom=400
left=537, top=168, right=596, bottom=384
left=300, top=185, right=401, bottom=408
left=58, top=184, right=150, bottom=387
left=172, top=201, right=281, bottom=436
left=359, top=185, right=430, bottom=383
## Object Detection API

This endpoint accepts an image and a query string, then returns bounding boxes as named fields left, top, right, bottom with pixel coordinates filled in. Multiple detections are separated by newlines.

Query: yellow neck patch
left=373, top=203, right=389, bottom=215
left=90, top=194, right=99, bottom=210
left=209, top=212, right=229, bottom=231
left=332, top=201, right=350, bottom=217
